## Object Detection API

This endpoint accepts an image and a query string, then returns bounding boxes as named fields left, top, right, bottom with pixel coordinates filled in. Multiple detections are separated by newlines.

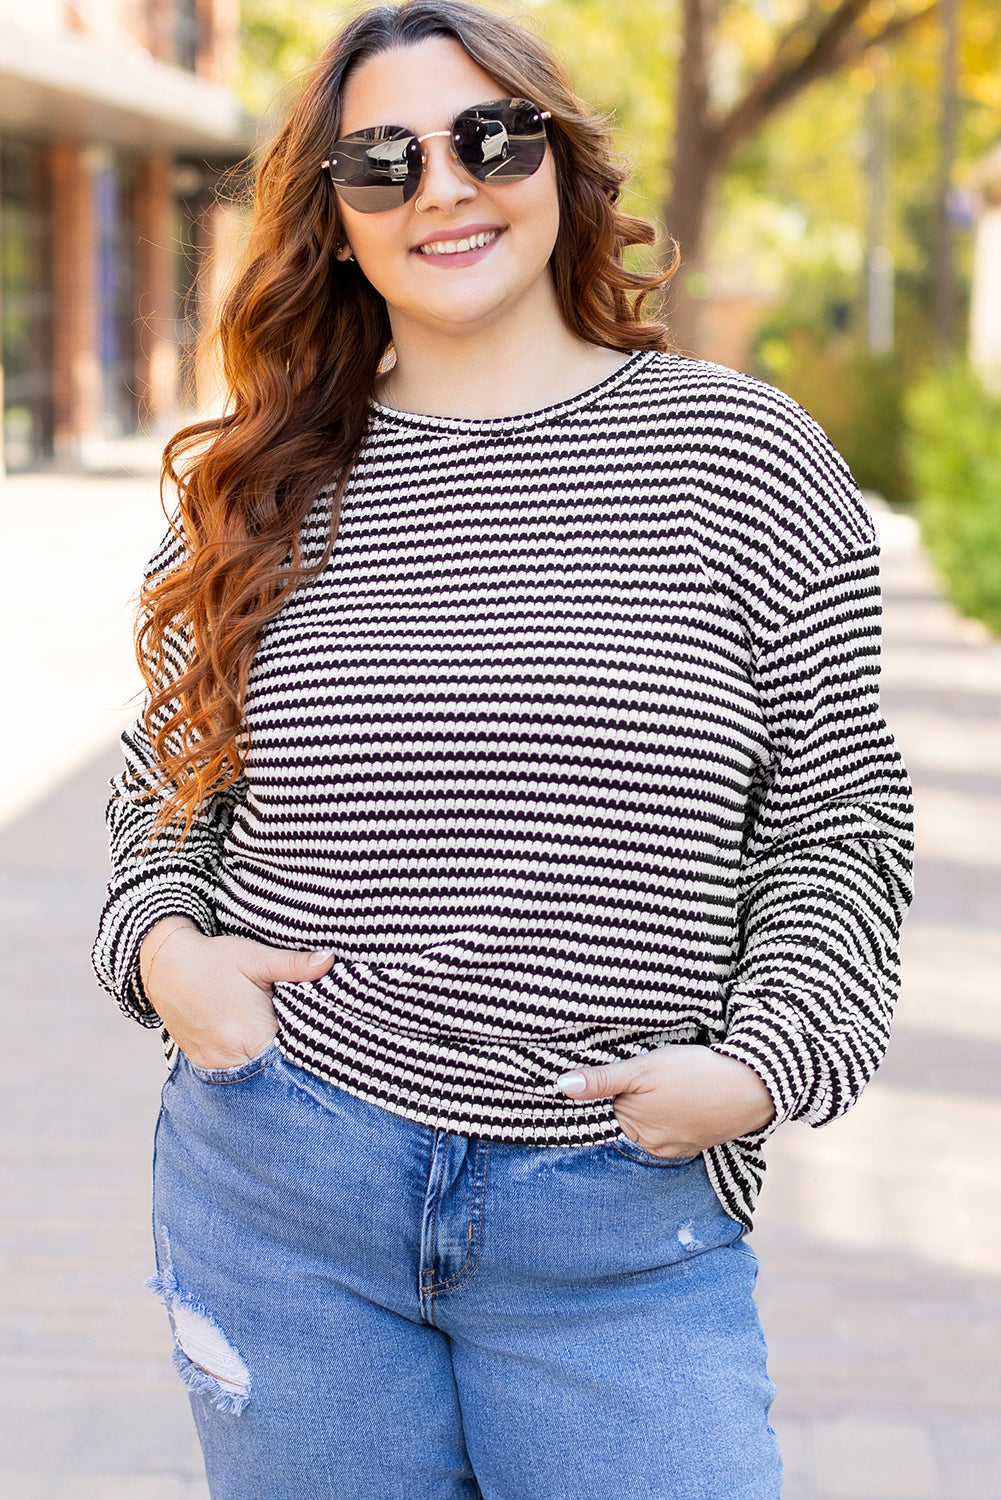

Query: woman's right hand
left=139, top=918, right=335, bottom=1070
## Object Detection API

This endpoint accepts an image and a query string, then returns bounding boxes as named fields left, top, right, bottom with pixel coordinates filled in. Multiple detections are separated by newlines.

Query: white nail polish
left=556, top=1071, right=587, bottom=1096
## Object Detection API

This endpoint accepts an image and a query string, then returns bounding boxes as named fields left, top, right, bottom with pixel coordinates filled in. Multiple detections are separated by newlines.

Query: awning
left=0, top=21, right=257, bottom=155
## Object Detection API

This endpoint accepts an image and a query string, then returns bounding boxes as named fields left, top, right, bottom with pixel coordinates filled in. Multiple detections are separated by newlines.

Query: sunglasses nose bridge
left=415, top=127, right=453, bottom=149
left=414, top=127, right=459, bottom=179
left=412, top=125, right=475, bottom=202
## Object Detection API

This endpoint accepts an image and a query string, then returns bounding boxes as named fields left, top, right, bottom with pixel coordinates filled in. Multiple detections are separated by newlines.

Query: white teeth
left=418, top=230, right=498, bottom=255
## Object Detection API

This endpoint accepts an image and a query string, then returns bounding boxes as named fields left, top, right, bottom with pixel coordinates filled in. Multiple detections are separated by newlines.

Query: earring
left=336, top=242, right=355, bottom=263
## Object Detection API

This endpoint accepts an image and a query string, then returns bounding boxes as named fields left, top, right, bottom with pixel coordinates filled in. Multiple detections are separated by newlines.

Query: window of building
left=1, top=138, right=56, bottom=469
left=175, top=0, right=201, bottom=73
left=93, top=150, right=140, bottom=437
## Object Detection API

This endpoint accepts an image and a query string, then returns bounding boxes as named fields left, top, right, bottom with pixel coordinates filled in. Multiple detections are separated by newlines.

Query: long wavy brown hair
left=140, top=0, right=678, bottom=838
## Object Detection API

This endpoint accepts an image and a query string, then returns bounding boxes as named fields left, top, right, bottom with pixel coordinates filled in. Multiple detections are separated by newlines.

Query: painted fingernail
left=310, top=950, right=336, bottom=961
left=556, top=1071, right=587, bottom=1096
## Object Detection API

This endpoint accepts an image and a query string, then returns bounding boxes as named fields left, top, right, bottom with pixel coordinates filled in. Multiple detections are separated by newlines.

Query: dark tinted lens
left=452, top=99, right=547, bottom=183
left=326, top=126, right=421, bottom=211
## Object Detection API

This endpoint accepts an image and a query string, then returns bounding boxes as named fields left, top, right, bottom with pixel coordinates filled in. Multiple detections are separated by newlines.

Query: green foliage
left=753, top=285, right=913, bottom=505
left=519, top=0, right=674, bottom=222
left=238, top=0, right=345, bottom=120
left=904, top=366, right=1001, bottom=635
left=705, top=1, right=998, bottom=382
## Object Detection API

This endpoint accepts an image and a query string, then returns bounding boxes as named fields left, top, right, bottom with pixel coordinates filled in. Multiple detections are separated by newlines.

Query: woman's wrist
left=139, top=917, right=200, bottom=992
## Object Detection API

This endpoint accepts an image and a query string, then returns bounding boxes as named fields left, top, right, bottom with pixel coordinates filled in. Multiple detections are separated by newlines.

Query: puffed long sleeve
left=712, top=544, right=914, bottom=1131
left=91, top=536, right=246, bottom=1025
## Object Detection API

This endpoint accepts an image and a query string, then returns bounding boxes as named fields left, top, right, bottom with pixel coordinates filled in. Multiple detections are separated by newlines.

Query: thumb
left=246, top=946, right=336, bottom=984
left=556, top=1058, right=640, bottom=1100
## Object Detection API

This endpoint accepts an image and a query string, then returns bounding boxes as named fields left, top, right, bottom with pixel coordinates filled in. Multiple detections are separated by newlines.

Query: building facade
left=0, top=0, right=253, bottom=471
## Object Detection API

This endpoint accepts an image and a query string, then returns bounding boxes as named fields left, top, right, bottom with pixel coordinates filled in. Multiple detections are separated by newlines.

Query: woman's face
left=334, top=36, right=563, bottom=346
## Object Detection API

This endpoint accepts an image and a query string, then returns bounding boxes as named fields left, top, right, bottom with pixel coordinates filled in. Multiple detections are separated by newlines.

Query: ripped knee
left=148, top=1253, right=251, bottom=1415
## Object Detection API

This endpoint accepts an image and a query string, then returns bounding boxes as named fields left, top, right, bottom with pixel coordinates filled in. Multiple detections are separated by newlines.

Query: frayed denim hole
left=170, top=1340, right=250, bottom=1416
left=676, top=1220, right=704, bottom=1254
left=147, top=1267, right=251, bottom=1414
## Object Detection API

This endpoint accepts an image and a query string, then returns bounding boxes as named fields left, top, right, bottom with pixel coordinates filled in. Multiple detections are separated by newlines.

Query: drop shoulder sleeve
left=712, top=543, right=914, bottom=1130
left=91, top=531, right=246, bottom=1025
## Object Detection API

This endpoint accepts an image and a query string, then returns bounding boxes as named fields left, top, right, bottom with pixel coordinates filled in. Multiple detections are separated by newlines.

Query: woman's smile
left=413, top=225, right=504, bottom=264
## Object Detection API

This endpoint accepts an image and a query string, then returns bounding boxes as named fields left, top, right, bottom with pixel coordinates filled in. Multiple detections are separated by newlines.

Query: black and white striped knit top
left=92, top=351, right=913, bottom=1227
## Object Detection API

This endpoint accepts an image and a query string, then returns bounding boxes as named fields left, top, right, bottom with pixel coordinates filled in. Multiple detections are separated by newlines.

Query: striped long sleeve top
left=92, top=352, right=914, bottom=1226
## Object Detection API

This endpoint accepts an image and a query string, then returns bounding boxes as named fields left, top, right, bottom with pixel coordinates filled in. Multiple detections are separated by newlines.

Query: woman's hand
left=556, top=1045, right=776, bottom=1157
left=139, top=918, right=335, bottom=1071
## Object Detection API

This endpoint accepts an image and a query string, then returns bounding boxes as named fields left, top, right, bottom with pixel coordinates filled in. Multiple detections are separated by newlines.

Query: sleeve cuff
left=92, top=879, right=217, bottom=1026
left=711, top=1004, right=819, bottom=1141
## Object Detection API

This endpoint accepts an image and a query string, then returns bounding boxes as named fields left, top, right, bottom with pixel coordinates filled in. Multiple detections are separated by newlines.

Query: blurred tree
left=668, top=0, right=937, bottom=350
left=933, top=0, right=959, bottom=348
left=239, top=0, right=335, bottom=120
left=743, top=0, right=1000, bottom=500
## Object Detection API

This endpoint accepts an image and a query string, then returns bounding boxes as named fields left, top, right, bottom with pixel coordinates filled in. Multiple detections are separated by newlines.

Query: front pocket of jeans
left=186, top=1040, right=280, bottom=1085
left=612, top=1135, right=700, bottom=1168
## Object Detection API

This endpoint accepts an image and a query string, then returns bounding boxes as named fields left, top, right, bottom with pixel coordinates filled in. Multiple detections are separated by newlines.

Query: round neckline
left=368, top=349, right=658, bottom=435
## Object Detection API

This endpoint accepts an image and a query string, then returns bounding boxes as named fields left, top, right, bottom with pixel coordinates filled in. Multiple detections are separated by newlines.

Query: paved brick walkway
left=0, top=465, right=211, bottom=1497
left=0, top=468, right=998, bottom=1498
left=753, top=501, right=1001, bottom=1500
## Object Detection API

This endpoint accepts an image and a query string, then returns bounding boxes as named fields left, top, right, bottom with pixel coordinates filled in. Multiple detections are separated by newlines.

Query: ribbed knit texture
left=92, top=352, right=913, bottom=1226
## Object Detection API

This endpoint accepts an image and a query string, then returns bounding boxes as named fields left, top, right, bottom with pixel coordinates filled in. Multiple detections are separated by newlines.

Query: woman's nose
left=415, top=135, right=477, bottom=213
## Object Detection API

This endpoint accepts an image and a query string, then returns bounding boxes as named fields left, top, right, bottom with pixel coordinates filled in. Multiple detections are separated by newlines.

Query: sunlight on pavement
left=755, top=494, right=1001, bottom=1500
left=0, top=472, right=169, bottom=828
left=759, top=503, right=1001, bottom=1281
left=897, top=925, right=1001, bottom=1040
left=773, top=1083, right=1001, bottom=1280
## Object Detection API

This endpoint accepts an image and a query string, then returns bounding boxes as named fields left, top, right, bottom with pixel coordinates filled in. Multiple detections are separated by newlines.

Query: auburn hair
left=140, top=0, right=678, bottom=837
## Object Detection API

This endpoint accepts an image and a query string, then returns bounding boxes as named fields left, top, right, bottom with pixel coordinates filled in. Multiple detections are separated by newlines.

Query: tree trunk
left=665, top=0, right=722, bottom=353
left=665, top=136, right=721, bottom=354
left=934, top=0, right=959, bottom=348
left=662, top=0, right=938, bottom=358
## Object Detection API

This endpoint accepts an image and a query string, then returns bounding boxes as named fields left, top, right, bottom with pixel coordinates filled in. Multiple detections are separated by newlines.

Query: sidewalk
left=754, top=501, right=1001, bottom=1500
left=0, top=464, right=211, bottom=1498
left=0, top=469, right=999, bottom=1498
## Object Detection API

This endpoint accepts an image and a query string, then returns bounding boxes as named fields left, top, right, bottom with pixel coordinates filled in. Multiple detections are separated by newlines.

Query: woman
left=93, top=2, right=913, bottom=1496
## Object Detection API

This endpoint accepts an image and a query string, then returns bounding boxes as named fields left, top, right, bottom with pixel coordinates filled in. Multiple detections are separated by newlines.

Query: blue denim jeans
left=150, top=1043, right=782, bottom=1499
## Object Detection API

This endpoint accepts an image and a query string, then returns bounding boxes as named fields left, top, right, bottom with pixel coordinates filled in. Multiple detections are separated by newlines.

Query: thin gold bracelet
left=141, top=922, right=191, bottom=990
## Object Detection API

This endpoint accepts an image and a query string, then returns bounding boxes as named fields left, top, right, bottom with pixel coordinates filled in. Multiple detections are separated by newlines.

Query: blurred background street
left=2, top=0, right=1000, bottom=1497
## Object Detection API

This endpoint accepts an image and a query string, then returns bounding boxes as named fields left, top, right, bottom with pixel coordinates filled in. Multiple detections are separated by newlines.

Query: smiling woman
left=91, top=2, right=913, bottom=1497
left=331, top=40, right=572, bottom=377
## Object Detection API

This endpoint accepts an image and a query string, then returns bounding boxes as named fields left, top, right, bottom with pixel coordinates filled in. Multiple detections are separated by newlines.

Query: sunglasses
left=321, top=97, right=552, bottom=213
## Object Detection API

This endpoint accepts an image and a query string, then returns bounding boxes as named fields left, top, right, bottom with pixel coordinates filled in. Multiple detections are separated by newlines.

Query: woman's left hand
left=556, top=1046, right=776, bottom=1157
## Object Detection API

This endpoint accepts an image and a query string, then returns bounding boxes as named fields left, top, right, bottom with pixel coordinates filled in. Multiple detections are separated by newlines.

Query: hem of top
left=279, top=1047, right=624, bottom=1146
left=273, top=1046, right=761, bottom=1226
left=366, top=348, right=661, bottom=435
left=273, top=1039, right=761, bottom=1146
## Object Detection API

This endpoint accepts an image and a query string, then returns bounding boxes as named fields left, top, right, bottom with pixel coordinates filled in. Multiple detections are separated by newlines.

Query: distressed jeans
left=150, top=1042, right=782, bottom=1499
